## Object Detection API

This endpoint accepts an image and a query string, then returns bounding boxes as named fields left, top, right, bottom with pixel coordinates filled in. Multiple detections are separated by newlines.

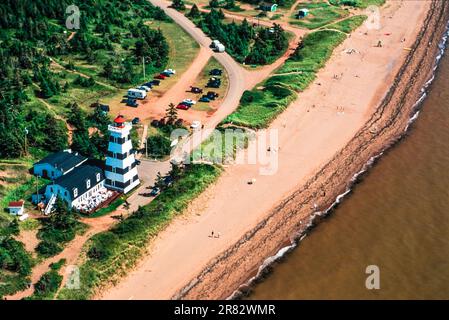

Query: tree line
left=189, top=8, right=288, bottom=65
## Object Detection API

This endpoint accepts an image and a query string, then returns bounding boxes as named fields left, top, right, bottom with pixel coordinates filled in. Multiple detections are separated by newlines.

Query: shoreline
left=175, top=0, right=449, bottom=300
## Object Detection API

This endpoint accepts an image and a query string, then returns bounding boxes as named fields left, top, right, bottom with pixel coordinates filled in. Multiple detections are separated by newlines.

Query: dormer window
left=74, top=188, right=78, bottom=198
left=96, top=173, right=101, bottom=182
left=86, top=179, right=91, bottom=189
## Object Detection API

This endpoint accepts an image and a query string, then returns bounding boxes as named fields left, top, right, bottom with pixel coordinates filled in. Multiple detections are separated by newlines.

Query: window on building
left=97, top=173, right=101, bottom=182
left=86, top=179, right=91, bottom=189
left=74, top=188, right=78, bottom=198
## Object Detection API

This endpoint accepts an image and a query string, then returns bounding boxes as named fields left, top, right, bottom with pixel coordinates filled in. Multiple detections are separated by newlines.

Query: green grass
left=0, top=157, right=49, bottom=219
left=192, top=126, right=251, bottom=164
left=291, top=1, right=349, bottom=29
left=329, top=0, right=385, bottom=9
left=85, top=198, right=126, bottom=218
left=322, top=15, right=367, bottom=33
left=57, top=164, right=222, bottom=300
left=278, top=30, right=347, bottom=73
left=222, top=29, right=348, bottom=129
left=25, top=269, right=63, bottom=300
left=222, top=85, right=297, bottom=129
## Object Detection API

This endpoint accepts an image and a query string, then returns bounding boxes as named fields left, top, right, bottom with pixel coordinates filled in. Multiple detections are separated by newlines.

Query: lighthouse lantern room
left=104, top=115, right=140, bottom=193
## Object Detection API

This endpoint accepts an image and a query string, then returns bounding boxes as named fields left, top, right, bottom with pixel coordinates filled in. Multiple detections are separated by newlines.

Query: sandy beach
left=99, top=0, right=449, bottom=300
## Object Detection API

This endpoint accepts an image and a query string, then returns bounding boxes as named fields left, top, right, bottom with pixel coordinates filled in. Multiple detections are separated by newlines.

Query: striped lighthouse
left=104, top=115, right=140, bottom=194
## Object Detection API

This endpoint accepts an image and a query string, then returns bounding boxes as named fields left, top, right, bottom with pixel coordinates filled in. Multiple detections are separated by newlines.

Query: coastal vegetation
left=25, top=259, right=65, bottom=300
left=0, top=225, right=34, bottom=299
left=36, top=199, right=87, bottom=258
left=329, top=0, right=385, bottom=8
left=57, top=163, right=222, bottom=300
left=322, top=15, right=367, bottom=34
left=289, top=2, right=349, bottom=30
left=222, top=29, right=349, bottom=128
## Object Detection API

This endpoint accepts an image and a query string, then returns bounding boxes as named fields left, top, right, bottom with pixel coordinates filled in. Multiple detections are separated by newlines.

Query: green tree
left=209, top=0, right=219, bottom=8
left=165, top=102, right=178, bottom=124
left=172, top=0, right=186, bottom=10
left=103, top=60, right=114, bottom=79
left=187, top=4, right=201, bottom=18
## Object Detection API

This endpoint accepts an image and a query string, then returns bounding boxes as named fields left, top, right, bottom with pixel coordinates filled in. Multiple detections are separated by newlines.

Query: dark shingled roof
left=53, top=165, right=104, bottom=200
left=35, top=151, right=87, bottom=173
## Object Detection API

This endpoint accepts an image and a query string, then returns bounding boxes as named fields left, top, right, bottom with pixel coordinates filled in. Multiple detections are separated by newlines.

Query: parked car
left=150, top=80, right=160, bottom=86
left=143, top=82, right=154, bottom=88
left=137, top=85, right=151, bottom=92
left=177, top=103, right=190, bottom=110
left=190, top=120, right=201, bottom=130
left=199, top=96, right=210, bottom=103
left=209, top=69, right=222, bottom=76
left=132, top=117, right=140, bottom=125
left=135, top=159, right=141, bottom=165
left=164, top=68, right=176, bottom=75
left=99, top=104, right=110, bottom=112
left=163, top=176, right=174, bottom=187
left=206, top=80, right=221, bottom=88
left=155, top=74, right=166, bottom=80
left=126, top=98, right=138, bottom=107
left=190, top=86, right=203, bottom=94
left=151, top=119, right=160, bottom=127
left=207, top=91, right=219, bottom=99
left=182, top=99, right=197, bottom=105
left=149, top=187, right=160, bottom=197
left=161, top=71, right=172, bottom=77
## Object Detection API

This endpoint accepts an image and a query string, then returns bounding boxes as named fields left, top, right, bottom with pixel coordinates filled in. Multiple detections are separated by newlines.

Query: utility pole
left=142, top=56, right=145, bottom=81
left=145, top=140, right=148, bottom=158
left=24, top=127, right=28, bottom=156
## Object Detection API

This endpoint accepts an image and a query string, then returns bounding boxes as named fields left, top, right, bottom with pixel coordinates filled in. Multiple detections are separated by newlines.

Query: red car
left=155, top=74, right=166, bottom=80
left=176, top=103, right=190, bottom=110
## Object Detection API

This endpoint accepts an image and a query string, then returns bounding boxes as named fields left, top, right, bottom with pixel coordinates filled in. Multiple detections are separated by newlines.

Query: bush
left=87, top=232, right=120, bottom=261
left=36, top=240, right=62, bottom=257
left=147, top=134, right=172, bottom=158
left=28, top=270, right=62, bottom=300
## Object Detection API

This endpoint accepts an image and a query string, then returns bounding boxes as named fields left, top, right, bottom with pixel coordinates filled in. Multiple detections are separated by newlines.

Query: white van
left=211, top=40, right=221, bottom=48
left=214, top=43, right=225, bottom=53
left=127, top=88, right=147, bottom=99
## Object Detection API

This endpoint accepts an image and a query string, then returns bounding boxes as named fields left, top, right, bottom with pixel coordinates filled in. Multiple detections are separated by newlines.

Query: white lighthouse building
left=104, top=115, right=140, bottom=194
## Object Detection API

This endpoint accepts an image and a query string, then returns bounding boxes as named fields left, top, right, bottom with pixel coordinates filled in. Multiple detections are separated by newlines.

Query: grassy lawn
left=321, top=15, right=367, bottom=33
left=0, top=158, right=48, bottom=222
left=143, top=21, right=200, bottom=94
left=222, top=29, right=348, bottom=129
left=57, top=164, right=222, bottom=300
left=85, top=198, right=126, bottom=219
left=329, top=0, right=386, bottom=8
left=290, top=1, right=349, bottom=30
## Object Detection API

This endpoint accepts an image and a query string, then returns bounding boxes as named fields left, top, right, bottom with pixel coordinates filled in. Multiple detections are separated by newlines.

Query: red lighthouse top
left=113, top=115, right=126, bottom=128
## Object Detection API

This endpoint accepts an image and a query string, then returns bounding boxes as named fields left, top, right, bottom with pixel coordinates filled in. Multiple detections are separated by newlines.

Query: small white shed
left=8, top=201, right=25, bottom=216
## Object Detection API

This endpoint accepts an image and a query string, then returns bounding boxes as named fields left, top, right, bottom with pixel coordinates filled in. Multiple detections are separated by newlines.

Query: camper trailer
left=127, top=88, right=147, bottom=99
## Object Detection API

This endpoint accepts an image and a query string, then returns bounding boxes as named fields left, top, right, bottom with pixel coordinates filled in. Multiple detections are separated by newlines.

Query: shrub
left=147, top=134, right=172, bottom=158
left=87, top=232, right=119, bottom=261
left=36, top=240, right=62, bottom=257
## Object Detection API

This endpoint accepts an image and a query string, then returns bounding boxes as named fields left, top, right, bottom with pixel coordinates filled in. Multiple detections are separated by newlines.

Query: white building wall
left=9, top=207, right=24, bottom=216
left=105, top=122, right=140, bottom=194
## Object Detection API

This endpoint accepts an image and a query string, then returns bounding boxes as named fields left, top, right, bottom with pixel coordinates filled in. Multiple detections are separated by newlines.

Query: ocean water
left=248, top=46, right=449, bottom=300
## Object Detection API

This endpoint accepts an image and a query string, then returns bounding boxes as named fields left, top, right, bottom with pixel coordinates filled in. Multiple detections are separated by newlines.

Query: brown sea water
left=248, top=46, right=449, bottom=300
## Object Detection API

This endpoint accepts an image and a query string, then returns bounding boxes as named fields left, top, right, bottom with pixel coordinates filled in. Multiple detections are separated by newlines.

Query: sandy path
left=100, top=0, right=432, bottom=300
